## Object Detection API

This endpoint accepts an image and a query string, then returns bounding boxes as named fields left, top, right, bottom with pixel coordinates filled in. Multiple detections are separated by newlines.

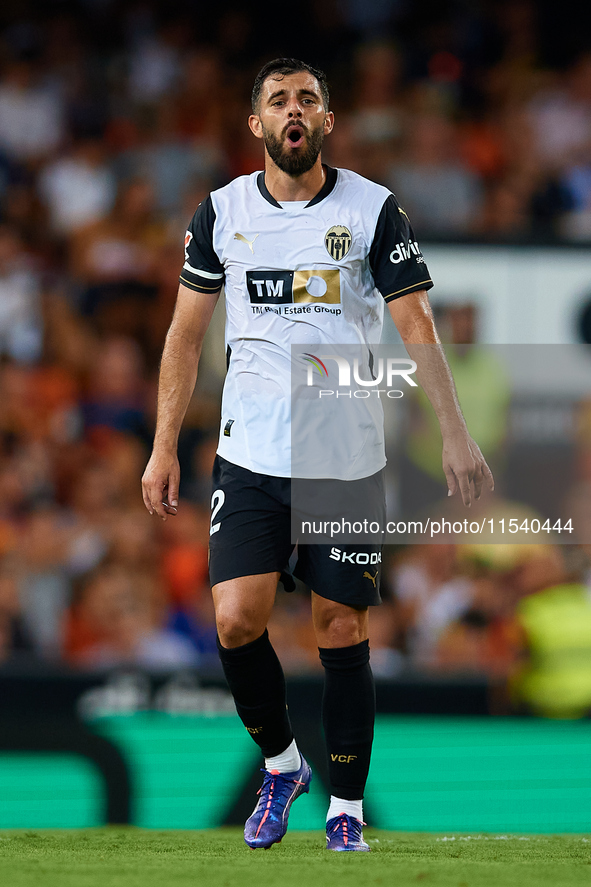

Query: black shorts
left=208, top=455, right=383, bottom=608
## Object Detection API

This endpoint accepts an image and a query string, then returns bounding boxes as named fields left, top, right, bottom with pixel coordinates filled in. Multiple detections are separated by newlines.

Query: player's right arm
left=142, top=196, right=225, bottom=520
left=142, top=283, right=220, bottom=520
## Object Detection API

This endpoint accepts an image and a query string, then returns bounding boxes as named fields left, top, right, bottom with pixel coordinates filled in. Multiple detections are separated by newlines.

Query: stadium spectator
left=479, top=175, right=533, bottom=237
left=0, top=58, right=65, bottom=165
left=81, top=336, right=148, bottom=436
left=69, top=179, right=164, bottom=337
left=350, top=42, right=406, bottom=147
left=69, top=178, right=162, bottom=287
left=126, top=19, right=185, bottom=107
left=64, top=461, right=120, bottom=576
left=16, top=505, right=71, bottom=660
left=170, top=49, right=225, bottom=145
left=156, top=500, right=218, bottom=658
left=159, top=502, right=208, bottom=605
left=65, top=562, right=198, bottom=670
left=109, top=509, right=159, bottom=574
left=527, top=54, right=591, bottom=170
left=508, top=546, right=591, bottom=718
left=560, top=162, right=591, bottom=239
left=115, top=103, right=224, bottom=217
left=386, top=113, right=483, bottom=234
left=391, top=544, right=475, bottom=668
left=0, top=225, right=43, bottom=363
left=38, top=136, right=116, bottom=236
left=0, top=558, right=34, bottom=663
left=434, top=568, right=521, bottom=676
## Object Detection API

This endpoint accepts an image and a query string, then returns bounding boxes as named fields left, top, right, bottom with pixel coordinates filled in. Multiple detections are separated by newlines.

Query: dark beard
left=262, top=123, right=324, bottom=176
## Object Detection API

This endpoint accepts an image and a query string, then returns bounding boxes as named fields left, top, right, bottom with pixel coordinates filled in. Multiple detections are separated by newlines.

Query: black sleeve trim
left=383, top=280, right=434, bottom=302
left=179, top=276, right=222, bottom=294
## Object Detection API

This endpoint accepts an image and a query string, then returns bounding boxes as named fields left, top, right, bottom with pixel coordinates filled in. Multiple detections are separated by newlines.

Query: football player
left=142, top=58, right=492, bottom=852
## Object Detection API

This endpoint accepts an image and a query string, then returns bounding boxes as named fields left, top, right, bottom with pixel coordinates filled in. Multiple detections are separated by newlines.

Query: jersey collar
left=257, top=165, right=338, bottom=209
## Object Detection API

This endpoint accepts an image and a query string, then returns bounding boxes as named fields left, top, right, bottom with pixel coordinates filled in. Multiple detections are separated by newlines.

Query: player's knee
left=315, top=607, right=368, bottom=648
left=215, top=606, right=265, bottom=648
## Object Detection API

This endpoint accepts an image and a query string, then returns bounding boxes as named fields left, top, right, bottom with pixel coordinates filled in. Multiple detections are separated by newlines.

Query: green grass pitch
left=1, top=829, right=590, bottom=887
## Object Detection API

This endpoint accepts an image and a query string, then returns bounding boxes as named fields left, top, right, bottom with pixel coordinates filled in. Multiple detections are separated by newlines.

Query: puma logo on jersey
left=234, top=232, right=259, bottom=253
left=363, top=570, right=379, bottom=587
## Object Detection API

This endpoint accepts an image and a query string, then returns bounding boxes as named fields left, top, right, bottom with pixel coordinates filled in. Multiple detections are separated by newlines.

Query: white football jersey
left=180, top=167, right=433, bottom=479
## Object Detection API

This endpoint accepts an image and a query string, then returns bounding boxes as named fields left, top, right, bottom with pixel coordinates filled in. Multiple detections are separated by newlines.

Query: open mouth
left=286, top=125, right=304, bottom=148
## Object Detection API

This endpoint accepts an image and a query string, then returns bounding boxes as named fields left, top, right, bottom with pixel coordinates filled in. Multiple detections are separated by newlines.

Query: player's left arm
left=388, top=289, right=494, bottom=506
left=369, top=193, right=493, bottom=506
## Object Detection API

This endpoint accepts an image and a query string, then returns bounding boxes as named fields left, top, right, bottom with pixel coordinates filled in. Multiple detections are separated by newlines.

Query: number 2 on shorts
left=210, top=489, right=225, bottom=535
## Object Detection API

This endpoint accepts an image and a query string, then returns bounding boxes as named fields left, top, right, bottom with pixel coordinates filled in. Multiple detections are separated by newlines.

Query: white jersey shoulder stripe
left=183, top=262, right=224, bottom=279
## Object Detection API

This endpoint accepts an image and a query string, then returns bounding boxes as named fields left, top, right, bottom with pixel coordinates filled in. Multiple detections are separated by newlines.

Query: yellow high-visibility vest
left=515, top=583, right=591, bottom=719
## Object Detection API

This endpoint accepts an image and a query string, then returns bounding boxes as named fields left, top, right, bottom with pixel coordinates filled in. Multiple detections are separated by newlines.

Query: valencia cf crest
left=325, top=226, right=352, bottom=261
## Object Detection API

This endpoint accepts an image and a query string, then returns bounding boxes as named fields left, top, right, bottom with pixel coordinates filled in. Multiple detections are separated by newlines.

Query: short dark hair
left=251, top=58, right=329, bottom=113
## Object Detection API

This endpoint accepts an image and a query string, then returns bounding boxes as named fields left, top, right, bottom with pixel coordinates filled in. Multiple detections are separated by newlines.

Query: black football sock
left=318, top=639, right=375, bottom=800
left=217, top=629, right=294, bottom=758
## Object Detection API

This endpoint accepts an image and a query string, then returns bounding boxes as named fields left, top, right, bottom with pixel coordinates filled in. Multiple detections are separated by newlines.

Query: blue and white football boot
left=244, top=755, right=312, bottom=849
left=326, top=813, right=371, bottom=851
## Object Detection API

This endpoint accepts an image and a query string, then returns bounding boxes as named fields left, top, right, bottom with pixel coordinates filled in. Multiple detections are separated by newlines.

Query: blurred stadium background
left=1, top=0, right=591, bottom=835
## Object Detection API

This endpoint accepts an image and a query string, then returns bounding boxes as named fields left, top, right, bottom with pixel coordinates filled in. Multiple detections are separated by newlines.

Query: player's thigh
left=213, top=571, right=280, bottom=648
left=208, top=455, right=293, bottom=588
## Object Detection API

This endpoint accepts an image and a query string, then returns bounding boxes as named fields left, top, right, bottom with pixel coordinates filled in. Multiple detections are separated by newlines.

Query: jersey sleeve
left=369, top=193, right=433, bottom=302
left=179, top=196, right=225, bottom=293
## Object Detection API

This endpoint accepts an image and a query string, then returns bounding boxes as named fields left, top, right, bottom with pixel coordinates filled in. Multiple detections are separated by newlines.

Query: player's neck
left=263, top=159, right=326, bottom=203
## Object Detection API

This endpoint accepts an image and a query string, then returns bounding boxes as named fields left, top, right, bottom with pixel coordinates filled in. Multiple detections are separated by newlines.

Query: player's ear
left=324, top=111, right=335, bottom=136
left=249, top=114, right=264, bottom=139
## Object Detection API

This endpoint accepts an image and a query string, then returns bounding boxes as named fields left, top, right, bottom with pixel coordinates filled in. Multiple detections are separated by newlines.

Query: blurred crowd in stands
left=0, top=0, right=591, bottom=715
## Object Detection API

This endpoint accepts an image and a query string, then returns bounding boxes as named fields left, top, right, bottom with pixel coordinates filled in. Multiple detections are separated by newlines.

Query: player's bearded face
left=262, top=120, right=325, bottom=176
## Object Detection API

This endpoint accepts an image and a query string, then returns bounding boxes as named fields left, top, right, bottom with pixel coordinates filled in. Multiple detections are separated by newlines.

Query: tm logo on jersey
left=246, top=270, right=341, bottom=312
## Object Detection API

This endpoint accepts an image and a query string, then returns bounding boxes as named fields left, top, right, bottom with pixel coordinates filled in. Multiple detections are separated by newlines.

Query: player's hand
left=442, top=431, right=494, bottom=507
left=142, top=450, right=180, bottom=521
